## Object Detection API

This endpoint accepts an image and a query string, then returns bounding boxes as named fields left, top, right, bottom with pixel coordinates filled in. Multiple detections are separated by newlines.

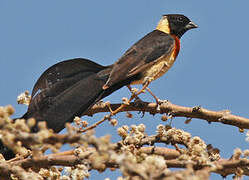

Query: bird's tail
left=0, top=58, right=139, bottom=159
left=24, top=58, right=139, bottom=133
left=23, top=58, right=114, bottom=133
left=1, top=58, right=109, bottom=159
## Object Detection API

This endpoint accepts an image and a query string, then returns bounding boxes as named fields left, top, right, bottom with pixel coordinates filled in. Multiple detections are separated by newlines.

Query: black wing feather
left=105, top=30, right=175, bottom=87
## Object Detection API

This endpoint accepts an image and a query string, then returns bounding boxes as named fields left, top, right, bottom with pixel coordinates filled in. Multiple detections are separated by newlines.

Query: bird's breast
left=131, top=36, right=180, bottom=85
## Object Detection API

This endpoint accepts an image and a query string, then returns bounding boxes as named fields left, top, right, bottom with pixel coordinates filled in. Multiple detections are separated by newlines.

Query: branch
left=1, top=103, right=248, bottom=179
left=0, top=161, right=42, bottom=180
left=85, top=100, right=249, bottom=129
left=166, top=158, right=249, bottom=177
left=3, top=148, right=248, bottom=178
left=9, top=147, right=179, bottom=169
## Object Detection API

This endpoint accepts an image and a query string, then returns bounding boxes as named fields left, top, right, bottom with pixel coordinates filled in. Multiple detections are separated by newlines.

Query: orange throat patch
left=172, top=35, right=180, bottom=59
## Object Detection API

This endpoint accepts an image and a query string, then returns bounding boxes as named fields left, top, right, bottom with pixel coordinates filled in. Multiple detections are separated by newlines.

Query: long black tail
left=0, top=58, right=138, bottom=159
left=23, top=58, right=112, bottom=133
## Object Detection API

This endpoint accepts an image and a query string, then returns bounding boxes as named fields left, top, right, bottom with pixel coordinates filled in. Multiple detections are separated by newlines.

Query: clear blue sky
left=1, top=1, right=249, bottom=179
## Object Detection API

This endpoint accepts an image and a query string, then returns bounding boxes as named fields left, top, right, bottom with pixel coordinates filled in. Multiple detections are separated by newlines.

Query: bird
left=102, top=14, right=198, bottom=102
left=0, top=14, right=197, bottom=159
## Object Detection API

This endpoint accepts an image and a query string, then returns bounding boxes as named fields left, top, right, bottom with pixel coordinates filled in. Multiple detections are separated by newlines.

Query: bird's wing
left=104, top=30, right=175, bottom=88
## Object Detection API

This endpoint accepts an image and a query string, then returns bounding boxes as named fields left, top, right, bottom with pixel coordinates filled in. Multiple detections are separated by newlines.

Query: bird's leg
left=127, top=80, right=150, bottom=101
left=142, top=76, right=168, bottom=111
left=141, top=77, right=159, bottom=102
left=105, top=82, right=151, bottom=117
left=145, top=87, right=163, bottom=111
left=146, top=87, right=161, bottom=104
left=81, top=81, right=159, bottom=133
left=146, top=87, right=169, bottom=111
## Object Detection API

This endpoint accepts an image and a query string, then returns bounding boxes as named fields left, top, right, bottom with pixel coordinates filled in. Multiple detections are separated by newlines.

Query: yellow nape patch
left=156, top=17, right=170, bottom=34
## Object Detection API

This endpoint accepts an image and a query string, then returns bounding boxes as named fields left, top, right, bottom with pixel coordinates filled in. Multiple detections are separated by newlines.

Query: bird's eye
left=178, top=17, right=183, bottom=22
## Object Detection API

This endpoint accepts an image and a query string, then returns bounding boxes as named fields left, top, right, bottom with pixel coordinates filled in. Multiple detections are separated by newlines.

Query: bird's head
left=156, top=14, right=198, bottom=38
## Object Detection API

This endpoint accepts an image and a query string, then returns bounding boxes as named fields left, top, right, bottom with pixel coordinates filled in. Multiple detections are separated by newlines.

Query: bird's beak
left=185, top=21, right=198, bottom=30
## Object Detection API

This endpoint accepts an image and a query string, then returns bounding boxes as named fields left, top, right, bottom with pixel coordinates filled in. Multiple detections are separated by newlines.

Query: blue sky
left=1, top=1, right=249, bottom=179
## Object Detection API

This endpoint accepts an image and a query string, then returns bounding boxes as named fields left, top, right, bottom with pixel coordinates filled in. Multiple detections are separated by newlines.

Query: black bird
left=0, top=14, right=197, bottom=159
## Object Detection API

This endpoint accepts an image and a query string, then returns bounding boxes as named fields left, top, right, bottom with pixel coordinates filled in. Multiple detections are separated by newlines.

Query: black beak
left=185, top=21, right=198, bottom=30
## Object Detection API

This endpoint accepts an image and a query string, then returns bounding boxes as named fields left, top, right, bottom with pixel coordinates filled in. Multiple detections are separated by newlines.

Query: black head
left=163, top=14, right=198, bottom=38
